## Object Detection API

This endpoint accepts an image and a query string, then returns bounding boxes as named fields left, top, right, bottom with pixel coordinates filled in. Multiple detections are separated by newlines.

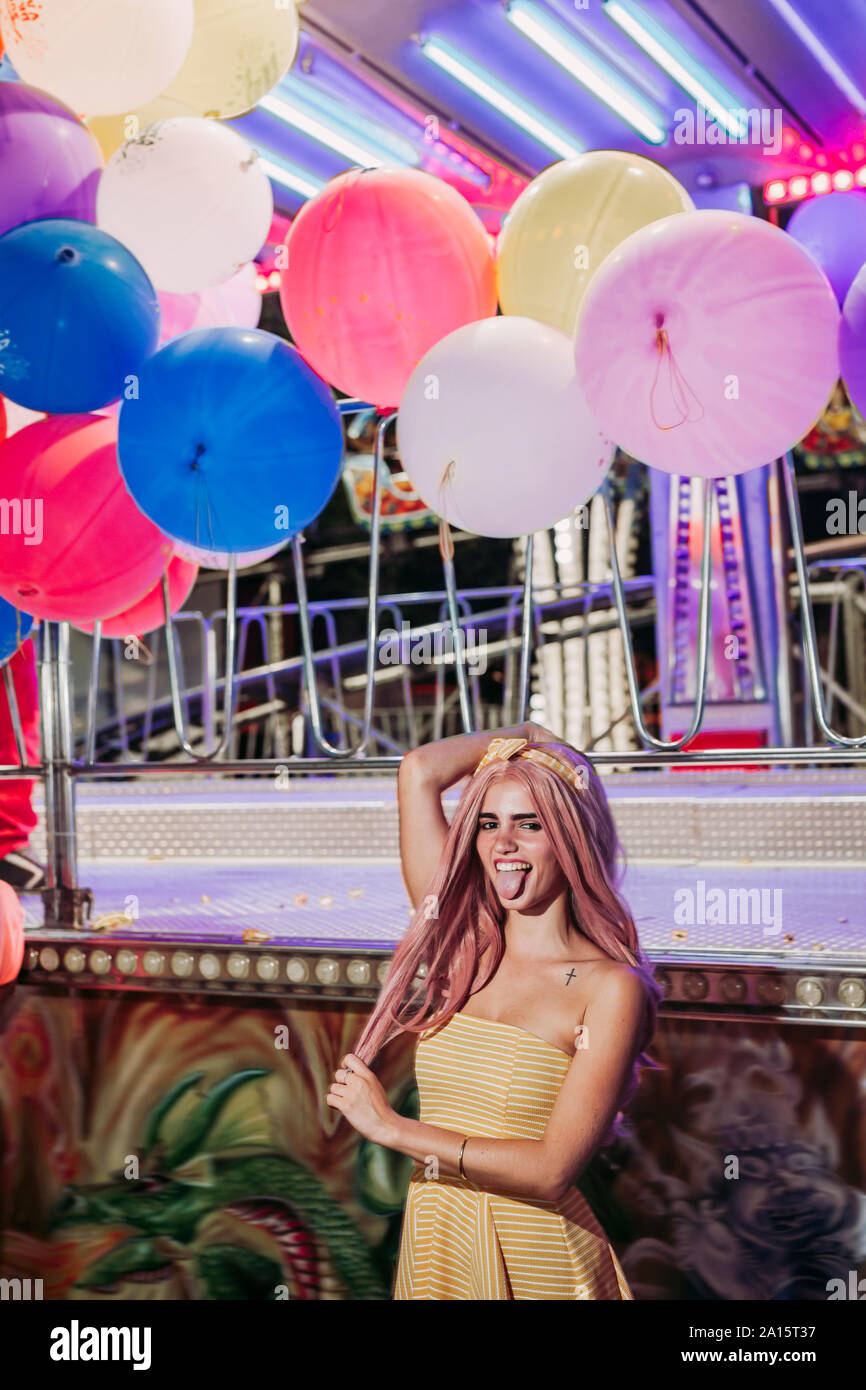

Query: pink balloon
left=75, top=554, right=198, bottom=637
left=280, top=167, right=497, bottom=407
left=575, top=210, right=841, bottom=478
left=158, top=262, right=262, bottom=344
left=0, top=881, right=24, bottom=986
left=0, top=415, right=173, bottom=621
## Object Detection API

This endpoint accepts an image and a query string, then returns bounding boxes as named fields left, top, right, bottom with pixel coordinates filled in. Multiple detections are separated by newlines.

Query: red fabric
left=0, top=640, right=40, bottom=857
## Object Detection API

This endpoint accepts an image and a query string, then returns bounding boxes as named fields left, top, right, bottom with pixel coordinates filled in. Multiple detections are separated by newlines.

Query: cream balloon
left=96, top=118, right=273, bottom=293
left=398, top=317, right=614, bottom=539
left=0, top=0, right=194, bottom=117
left=496, top=152, right=694, bottom=336
left=86, top=0, right=299, bottom=145
left=171, top=540, right=289, bottom=571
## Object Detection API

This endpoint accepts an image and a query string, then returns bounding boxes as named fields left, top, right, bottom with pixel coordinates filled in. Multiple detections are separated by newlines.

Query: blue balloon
left=0, top=597, right=33, bottom=665
left=0, top=219, right=159, bottom=412
left=118, top=327, right=345, bottom=553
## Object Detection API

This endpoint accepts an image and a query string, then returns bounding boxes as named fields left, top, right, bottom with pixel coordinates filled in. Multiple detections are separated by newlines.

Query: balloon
left=0, top=596, right=33, bottom=664
left=0, top=416, right=173, bottom=621
left=158, top=263, right=261, bottom=344
left=0, top=881, right=24, bottom=987
left=0, top=219, right=159, bottom=412
left=280, top=167, right=497, bottom=407
left=117, top=327, right=344, bottom=552
left=574, top=210, right=840, bottom=478
left=0, top=398, right=43, bottom=437
left=172, top=539, right=288, bottom=570
left=0, top=0, right=194, bottom=116
left=496, top=152, right=694, bottom=336
left=97, top=118, right=273, bottom=294
left=75, top=555, right=198, bottom=638
left=840, top=261, right=866, bottom=416
left=398, top=316, right=614, bottom=538
left=86, top=0, right=299, bottom=147
left=0, top=82, right=103, bottom=239
left=786, top=191, right=866, bottom=306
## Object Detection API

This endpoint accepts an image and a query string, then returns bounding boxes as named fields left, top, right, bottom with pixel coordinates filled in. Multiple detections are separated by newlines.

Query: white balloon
left=397, top=317, right=614, bottom=538
left=0, top=0, right=194, bottom=116
left=97, top=118, right=273, bottom=293
left=171, top=540, right=289, bottom=571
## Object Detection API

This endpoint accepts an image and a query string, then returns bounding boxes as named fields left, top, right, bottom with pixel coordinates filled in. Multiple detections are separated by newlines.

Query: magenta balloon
left=840, top=261, right=866, bottom=416
left=786, top=191, right=866, bottom=306
left=0, top=83, right=103, bottom=238
left=575, top=210, right=840, bottom=478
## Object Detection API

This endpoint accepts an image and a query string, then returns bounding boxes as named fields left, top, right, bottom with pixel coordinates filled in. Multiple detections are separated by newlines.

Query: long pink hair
left=355, top=743, right=661, bottom=1128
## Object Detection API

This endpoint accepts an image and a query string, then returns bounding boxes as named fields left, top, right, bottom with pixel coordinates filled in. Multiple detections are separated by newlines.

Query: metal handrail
left=783, top=450, right=866, bottom=748
left=604, top=474, right=713, bottom=751
left=163, top=556, right=239, bottom=761
left=292, top=409, right=396, bottom=757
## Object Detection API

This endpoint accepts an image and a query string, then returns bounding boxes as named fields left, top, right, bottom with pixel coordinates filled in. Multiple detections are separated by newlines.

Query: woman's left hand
left=326, top=1053, right=397, bottom=1145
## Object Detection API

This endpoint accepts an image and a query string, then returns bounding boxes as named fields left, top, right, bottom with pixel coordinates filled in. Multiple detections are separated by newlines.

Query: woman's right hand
left=520, top=720, right=561, bottom=746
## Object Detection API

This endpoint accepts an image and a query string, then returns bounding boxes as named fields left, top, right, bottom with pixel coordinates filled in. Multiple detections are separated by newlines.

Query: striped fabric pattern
left=393, top=1011, right=633, bottom=1301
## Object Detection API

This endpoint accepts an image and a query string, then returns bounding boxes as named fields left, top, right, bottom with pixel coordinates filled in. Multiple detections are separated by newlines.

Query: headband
left=472, top=736, right=586, bottom=792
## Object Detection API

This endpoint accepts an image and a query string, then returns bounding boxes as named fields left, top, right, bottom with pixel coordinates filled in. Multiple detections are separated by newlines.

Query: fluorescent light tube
left=259, top=92, right=397, bottom=168
left=507, top=1, right=666, bottom=144
left=763, top=0, right=866, bottom=116
left=420, top=35, right=584, bottom=158
left=604, top=0, right=747, bottom=138
left=256, top=154, right=324, bottom=200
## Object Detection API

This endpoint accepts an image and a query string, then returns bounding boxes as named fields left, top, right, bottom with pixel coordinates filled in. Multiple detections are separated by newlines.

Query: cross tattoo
left=565, top=968, right=578, bottom=986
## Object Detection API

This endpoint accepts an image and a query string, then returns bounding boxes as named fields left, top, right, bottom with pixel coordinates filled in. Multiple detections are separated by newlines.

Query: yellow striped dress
left=393, top=1010, right=633, bottom=1301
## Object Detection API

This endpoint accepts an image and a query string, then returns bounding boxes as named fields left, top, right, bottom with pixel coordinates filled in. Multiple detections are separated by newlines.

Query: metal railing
left=1, top=411, right=865, bottom=927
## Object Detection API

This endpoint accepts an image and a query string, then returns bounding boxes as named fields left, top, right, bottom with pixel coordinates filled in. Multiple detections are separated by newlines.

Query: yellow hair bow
left=472, top=736, right=586, bottom=792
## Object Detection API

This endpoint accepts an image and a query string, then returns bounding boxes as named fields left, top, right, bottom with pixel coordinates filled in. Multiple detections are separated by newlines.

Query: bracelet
left=457, top=1136, right=469, bottom=1180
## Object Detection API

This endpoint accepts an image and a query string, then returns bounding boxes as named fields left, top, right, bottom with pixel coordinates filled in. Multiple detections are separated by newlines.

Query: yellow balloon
left=85, top=0, right=300, bottom=149
left=496, top=151, right=694, bottom=336
left=154, top=0, right=300, bottom=119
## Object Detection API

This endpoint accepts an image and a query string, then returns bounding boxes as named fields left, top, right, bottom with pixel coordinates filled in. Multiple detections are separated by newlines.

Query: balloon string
left=649, top=316, right=704, bottom=432
left=437, top=460, right=455, bottom=563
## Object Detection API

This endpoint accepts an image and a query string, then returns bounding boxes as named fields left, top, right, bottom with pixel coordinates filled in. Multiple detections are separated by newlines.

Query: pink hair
left=355, top=743, right=661, bottom=1135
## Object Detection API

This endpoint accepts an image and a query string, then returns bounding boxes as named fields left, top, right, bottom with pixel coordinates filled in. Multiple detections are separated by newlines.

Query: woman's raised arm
left=396, top=721, right=555, bottom=909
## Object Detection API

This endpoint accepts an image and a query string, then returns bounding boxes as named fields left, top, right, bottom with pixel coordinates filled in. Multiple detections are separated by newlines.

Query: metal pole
left=604, top=475, right=713, bottom=751
left=292, top=411, right=395, bottom=756
left=783, top=451, right=866, bottom=747
left=39, top=623, right=92, bottom=927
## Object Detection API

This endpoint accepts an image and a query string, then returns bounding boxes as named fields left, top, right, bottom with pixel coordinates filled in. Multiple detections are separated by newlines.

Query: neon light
left=765, top=180, right=787, bottom=203
left=505, top=1, right=666, bottom=144
left=603, top=0, right=746, bottom=138
left=763, top=0, right=866, bottom=116
left=259, top=93, right=403, bottom=169
left=833, top=170, right=854, bottom=190
left=419, top=36, right=585, bottom=158
left=811, top=171, right=832, bottom=194
left=788, top=176, right=809, bottom=198
left=256, top=154, right=324, bottom=200
left=274, top=74, right=421, bottom=167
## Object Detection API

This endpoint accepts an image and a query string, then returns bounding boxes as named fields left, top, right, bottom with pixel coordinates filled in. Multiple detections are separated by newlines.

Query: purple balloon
left=786, top=191, right=866, bottom=306
left=0, top=83, right=103, bottom=238
left=840, top=262, right=866, bottom=415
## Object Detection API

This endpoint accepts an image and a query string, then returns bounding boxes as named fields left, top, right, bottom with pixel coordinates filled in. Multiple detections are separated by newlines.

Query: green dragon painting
left=50, top=1068, right=419, bottom=1301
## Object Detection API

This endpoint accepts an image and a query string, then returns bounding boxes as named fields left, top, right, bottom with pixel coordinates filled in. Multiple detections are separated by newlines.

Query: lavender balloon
left=0, top=83, right=103, bottom=238
left=786, top=191, right=866, bottom=306
left=840, top=262, right=866, bottom=417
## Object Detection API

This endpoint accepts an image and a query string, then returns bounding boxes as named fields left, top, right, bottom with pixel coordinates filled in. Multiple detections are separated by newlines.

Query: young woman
left=327, top=721, right=660, bottom=1300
